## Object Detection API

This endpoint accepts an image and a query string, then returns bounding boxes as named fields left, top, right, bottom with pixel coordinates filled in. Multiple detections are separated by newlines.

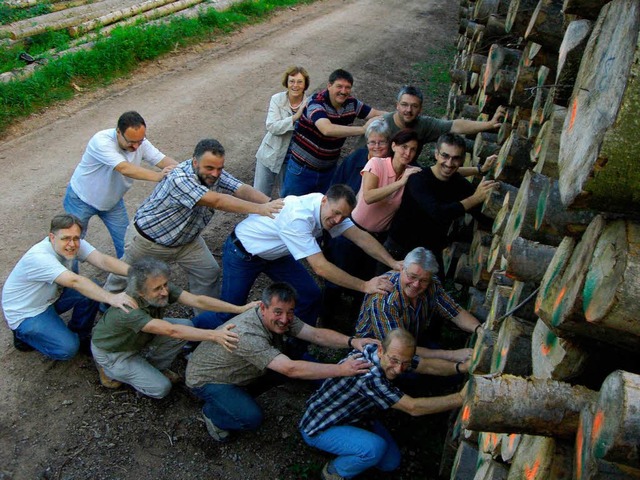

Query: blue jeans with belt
left=192, top=234, right=321, bottom=329
left=280, top=153, right=335, bottom=197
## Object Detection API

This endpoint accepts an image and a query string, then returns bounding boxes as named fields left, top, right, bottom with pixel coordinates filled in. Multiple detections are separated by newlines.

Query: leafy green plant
left=0, top=2, right=53, bottom=25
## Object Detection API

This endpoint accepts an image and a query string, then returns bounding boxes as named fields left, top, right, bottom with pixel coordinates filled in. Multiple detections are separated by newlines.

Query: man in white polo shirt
left=2, top=214, right=136, bottom=360
left=63, top=111, right=177, bottom=258
left=192, top=184, right=402, bottom=330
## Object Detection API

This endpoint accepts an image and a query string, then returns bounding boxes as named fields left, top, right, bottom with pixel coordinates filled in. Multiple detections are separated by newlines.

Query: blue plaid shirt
left=299, top=344, right=404, bottom=436
left=355, top=271, right=461, bottom=341
left=134, top=159, right=242, bottom=247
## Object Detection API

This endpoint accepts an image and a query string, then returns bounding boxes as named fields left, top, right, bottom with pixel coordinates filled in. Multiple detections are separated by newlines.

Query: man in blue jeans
left=299, top=328, right=465, bottom=480
left=185, top=282, right=378, bottom=442
left=63, top=111, right=177, bottom=258
left=2, top=214, right=137, bottom=360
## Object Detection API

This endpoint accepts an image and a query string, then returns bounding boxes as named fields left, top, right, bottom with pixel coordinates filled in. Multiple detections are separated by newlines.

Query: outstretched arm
left=142, top=319, right=239, bottom=352
left=196, top=191, right=284, bottom=218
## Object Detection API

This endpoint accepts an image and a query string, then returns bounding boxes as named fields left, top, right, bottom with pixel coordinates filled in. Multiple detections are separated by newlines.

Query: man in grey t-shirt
left=185, top=282, right=378, bottom=442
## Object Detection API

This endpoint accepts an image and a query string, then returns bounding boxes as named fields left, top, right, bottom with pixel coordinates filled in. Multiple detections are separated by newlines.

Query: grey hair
left=126, top=257, right=171, bottom=297
left=403, top=247, right=439, bottom=274
left=365, top=117, right=391, bottom=140
left=261, top=282, right=298, bottom=307
left=396, top=85, right=424, bottom=104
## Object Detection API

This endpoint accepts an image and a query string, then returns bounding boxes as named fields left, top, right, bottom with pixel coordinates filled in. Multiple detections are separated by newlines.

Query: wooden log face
left=535, top=236, right=575, bottom=324
left=558, top=0, right=640, bottom=212
left=582, top=220, right=640, bottom=337
left=531, top=318, right=588, bottom=380
left=507, top=435, right=573, bottom=480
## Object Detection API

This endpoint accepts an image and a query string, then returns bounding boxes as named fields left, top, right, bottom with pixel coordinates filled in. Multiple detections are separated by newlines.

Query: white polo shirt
left=2, top=237, right=95, bottom=329
left=235, top=193, right=354, bottom=261
left=69, top=128, right=165, bottom=211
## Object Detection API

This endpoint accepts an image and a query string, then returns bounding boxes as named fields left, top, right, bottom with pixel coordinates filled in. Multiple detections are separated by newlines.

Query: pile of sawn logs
left=441, top=0, right=640, bottom=478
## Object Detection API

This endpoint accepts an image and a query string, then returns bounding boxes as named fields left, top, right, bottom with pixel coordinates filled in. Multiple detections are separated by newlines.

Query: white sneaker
left=201, top=409, right=229, bottom=442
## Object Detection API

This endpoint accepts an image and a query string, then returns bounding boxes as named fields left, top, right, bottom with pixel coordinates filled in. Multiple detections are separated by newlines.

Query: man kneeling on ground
left=299, top=328, right=465, bottom=480
left=91, top=257, right=257, bottom=398
left=185, top=281, right=379, bottom=442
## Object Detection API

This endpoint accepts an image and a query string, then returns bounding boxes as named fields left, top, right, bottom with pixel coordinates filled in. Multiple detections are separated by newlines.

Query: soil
left=0, top=1, right=460, bottom=478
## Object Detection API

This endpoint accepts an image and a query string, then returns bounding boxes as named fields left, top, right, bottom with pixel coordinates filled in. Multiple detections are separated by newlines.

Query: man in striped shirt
left=299, top=329, right=464, bottom=480
left=355, top=247, right=481, bottom=369
left=281, top=69, right=386, bottom=197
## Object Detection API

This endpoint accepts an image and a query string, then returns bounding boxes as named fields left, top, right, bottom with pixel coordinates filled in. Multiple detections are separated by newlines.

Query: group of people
left=2, top=66, right=504, bottom=479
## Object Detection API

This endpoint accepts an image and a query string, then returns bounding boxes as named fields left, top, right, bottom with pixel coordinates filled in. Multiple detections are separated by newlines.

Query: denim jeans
left=253, top=161, right=285, bottom=198
left=63, top=185, right=129, bottom=258
left=300, top=420, right=401, bottom=478
left=193, top=234, right=321, bottom=329
left=14, top=287, right=99, bottom=360
left=280, top=153, right=335, bottom=197
left=191, top=383, right=264, bottom=431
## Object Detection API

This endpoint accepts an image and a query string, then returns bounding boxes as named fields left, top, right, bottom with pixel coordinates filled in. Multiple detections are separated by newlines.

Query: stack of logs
left=442, top=0, right=640, bottom=478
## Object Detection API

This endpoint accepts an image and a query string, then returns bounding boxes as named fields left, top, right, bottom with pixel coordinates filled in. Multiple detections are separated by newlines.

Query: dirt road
left=0, top=1, right=457, bottom=478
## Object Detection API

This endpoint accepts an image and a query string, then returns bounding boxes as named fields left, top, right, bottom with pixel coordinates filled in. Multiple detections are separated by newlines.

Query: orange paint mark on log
left=553, top=287, right=566, bottom=312
left=576, top=421, right=584, bottom=479
left=524, top=459, right=541, bottom=480
left=592, top=410, right=604, bottom=443
left=569, top=98, right=578, bottom=132
left=540, top=342, right=551, bottom=356
left=508, top=434, right=516, bottom=449
left=461, top=405, right=471, bottom=422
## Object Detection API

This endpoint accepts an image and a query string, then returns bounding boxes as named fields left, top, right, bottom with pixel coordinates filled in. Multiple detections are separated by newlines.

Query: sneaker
left=201, top=409, right=229, bottom=442
left=12, top=330, right=34, bottom=352
left=321, top=461, right=345, bottom=480
left=162, top=369, right=183, bottom=384
left=96, top=365, right=122, bottom=389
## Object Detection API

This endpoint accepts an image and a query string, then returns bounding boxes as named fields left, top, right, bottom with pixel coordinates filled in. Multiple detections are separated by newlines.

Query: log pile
left=443, top=0, right=640, bottom=477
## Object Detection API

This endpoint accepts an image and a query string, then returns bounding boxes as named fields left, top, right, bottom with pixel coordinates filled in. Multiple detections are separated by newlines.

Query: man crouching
left=91, top=257, right=257, bottom=398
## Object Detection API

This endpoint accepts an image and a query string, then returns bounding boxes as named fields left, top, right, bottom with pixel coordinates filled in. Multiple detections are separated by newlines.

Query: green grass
left=0, top=2, right=53, bottom=25
left=0, top=0, right=313, bottom=136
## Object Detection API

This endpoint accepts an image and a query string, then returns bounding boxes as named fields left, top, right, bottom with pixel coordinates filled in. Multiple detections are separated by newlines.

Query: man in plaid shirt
left=355, top=247, right=481, bottom=370
left=299, top=329, right=465, bottom=480
left=104, top=138, right=283, bottom=314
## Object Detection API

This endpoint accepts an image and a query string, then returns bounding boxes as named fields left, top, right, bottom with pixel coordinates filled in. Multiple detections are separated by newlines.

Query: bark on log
left=562, top=0, right=611, bottom=20
left=527, top=86, right=550, bottom=139
left=485, top=14, right=513, bottom=43
left=506, top=0, right=540, bottom=37
left=491, top=193, right=511, bottom=237
left=472, top=0, right=506, bottom=22
left=462, top=374, right=597, bottom=438
left=531, top=318, right=588, bottom=380
left=490, top=315, right=534, bottom=376
left=486, top=234, right=505, bottom=273
left=472, top=245, right=492, bottom=289
left=582, top=219, right=640, bottom=338
left=474, top=456, right=510, bottom=480
left=484, top=44, right=522, bottom=90
left=558, top=0, right=640, bottom=213
left=474, top=132, right=500, bottom=163
left=479, top=431, right=503, bottom=457
left=520, top=40, right=558, bottom=71
left=525, top=0, right=565, bottom=52
left=452, top=441, right=480, bottom=480
left=455, top=253, right=476, bottom=287
left=507, top=435, right=573, bottom=479
left=535, top=236, right=575, bottom=325
left=497, top=121, right=513, bottom=145
left=485, top=285, right=513, bottom=331
left=505, top=236, right=557, bottom=283
left=494, top=69, right=516, bottom=99
left=494, top=131, right=533, bottom=186
left=468, top=286, right=490, bottom=322
left=554, top=19, right=593, bottom=107
left=505, top=280, right=538, bottom=322
left=509, top=64, right=538, bottom=108
left=500, top=433, right=521, bottom=463
left=484, top=270, right=515, bottom=308
left=482, top=182, right=518, bottom=219
left=444, top=242, right=470, bottom=277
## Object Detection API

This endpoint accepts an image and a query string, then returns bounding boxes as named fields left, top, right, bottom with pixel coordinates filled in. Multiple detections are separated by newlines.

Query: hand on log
left=480, top=153, right=498, bottom=176
left=473, top=178, right=500, bottom=203
left=489, top=105, right=507, bottom=128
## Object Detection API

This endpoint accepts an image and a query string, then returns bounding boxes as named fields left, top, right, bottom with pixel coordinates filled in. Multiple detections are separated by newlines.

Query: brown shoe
left=97, top=365, right=122, bottom=389
left=162, top=369, right=183, bottom=384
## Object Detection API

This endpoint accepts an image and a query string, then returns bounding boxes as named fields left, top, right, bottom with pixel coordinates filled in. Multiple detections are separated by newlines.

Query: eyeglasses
left=437, top=151, right=463, bottom=162
left=119, top=130, right=146, bottom=146
left=385, top=354, right=412, bottom=369
left=405, top=272, right=430, bottom=287
left=367, top=141, right=387, bottom=147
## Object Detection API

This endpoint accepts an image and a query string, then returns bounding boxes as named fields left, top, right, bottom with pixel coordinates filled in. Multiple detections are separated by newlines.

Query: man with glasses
left=63, top=111, right=178, bottom=258
left=300, top=328, right=465, bottom=480
left=384, top=133, right=498, bottom=272
left=355, top=247, right=481, bottom=370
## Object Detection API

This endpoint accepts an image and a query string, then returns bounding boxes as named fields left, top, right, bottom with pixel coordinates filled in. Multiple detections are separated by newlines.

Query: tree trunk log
left=520, top=40, right=558, bottom=71
left=505, top=236, right=557, bottom=283
left=444, top=241, right=470, bottom=277
left=491, top=190, right=512, bottom=236
left=485, top=285, right=513, bottom=331
left=532, top=105, right=566, bottom=177
left=525, top=0, right=565, bottom=52
left=455, top=253, right=476, bottom=287
left=558, top=0, right=640, bottom=213
left=591, top=370, right=640, bottom=467
left=507, top=435, right=574, bottom=479
left=490, top=315, right=534, bottom=376
left=494, top=131, right=534, bottom=186
left=462, top=374, right=597, bottom=438
left=468, top=286, right=490, bottom=322
left=474, top=456, right=510, bottom=480
left=484, top=44, right=522, bottom=90
left=484, top=270, right=515, bottom=308
left=505, top=280, right=538, bottom=322
left=535, top=236, right=575, bottom=325
left=555, top=19, right=593, bottom=107
left=487, top=234, right=506, bottom=273
left=500, top=433, right=521, bottom=463
left=474, top=132, right=500, bottom=163
left=470, top=327, right=499, bottom=374
left=479, top=431, right=503, bottom=457
left=452, top=441, right=481, bottom=480
left=562, top=0, right=611, bottom=20
left=472, top=245, right=492, bottom=289
left=506, top=0, right=540, bottom=37
left=508, top=64, right=538, bottom=108
left=482, top=182, right=518, bottom=219
left=531, top=318, right=588, bottom=380
left=582, top=219, right=640, bottom=338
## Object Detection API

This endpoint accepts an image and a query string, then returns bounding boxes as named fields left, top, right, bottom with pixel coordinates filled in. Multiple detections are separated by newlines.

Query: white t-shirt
left=69, top=128, right=165, bottom=211
left=1, top=237, right=95, bottom=329
left=235, top=193, right=353, bottom=261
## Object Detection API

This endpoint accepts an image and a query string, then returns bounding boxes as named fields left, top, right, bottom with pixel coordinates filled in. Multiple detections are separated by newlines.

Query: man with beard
left=355, top=247, right=481, bottom=372
left=103, top=138, right=284, bottom=314
left=2, top=214, right=136, bottom=360
left=91, top=257, right=259, bottom=398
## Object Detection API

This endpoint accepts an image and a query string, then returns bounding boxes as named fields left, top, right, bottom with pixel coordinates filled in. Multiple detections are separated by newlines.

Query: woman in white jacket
left=253, top=66, right=310, bottom=197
